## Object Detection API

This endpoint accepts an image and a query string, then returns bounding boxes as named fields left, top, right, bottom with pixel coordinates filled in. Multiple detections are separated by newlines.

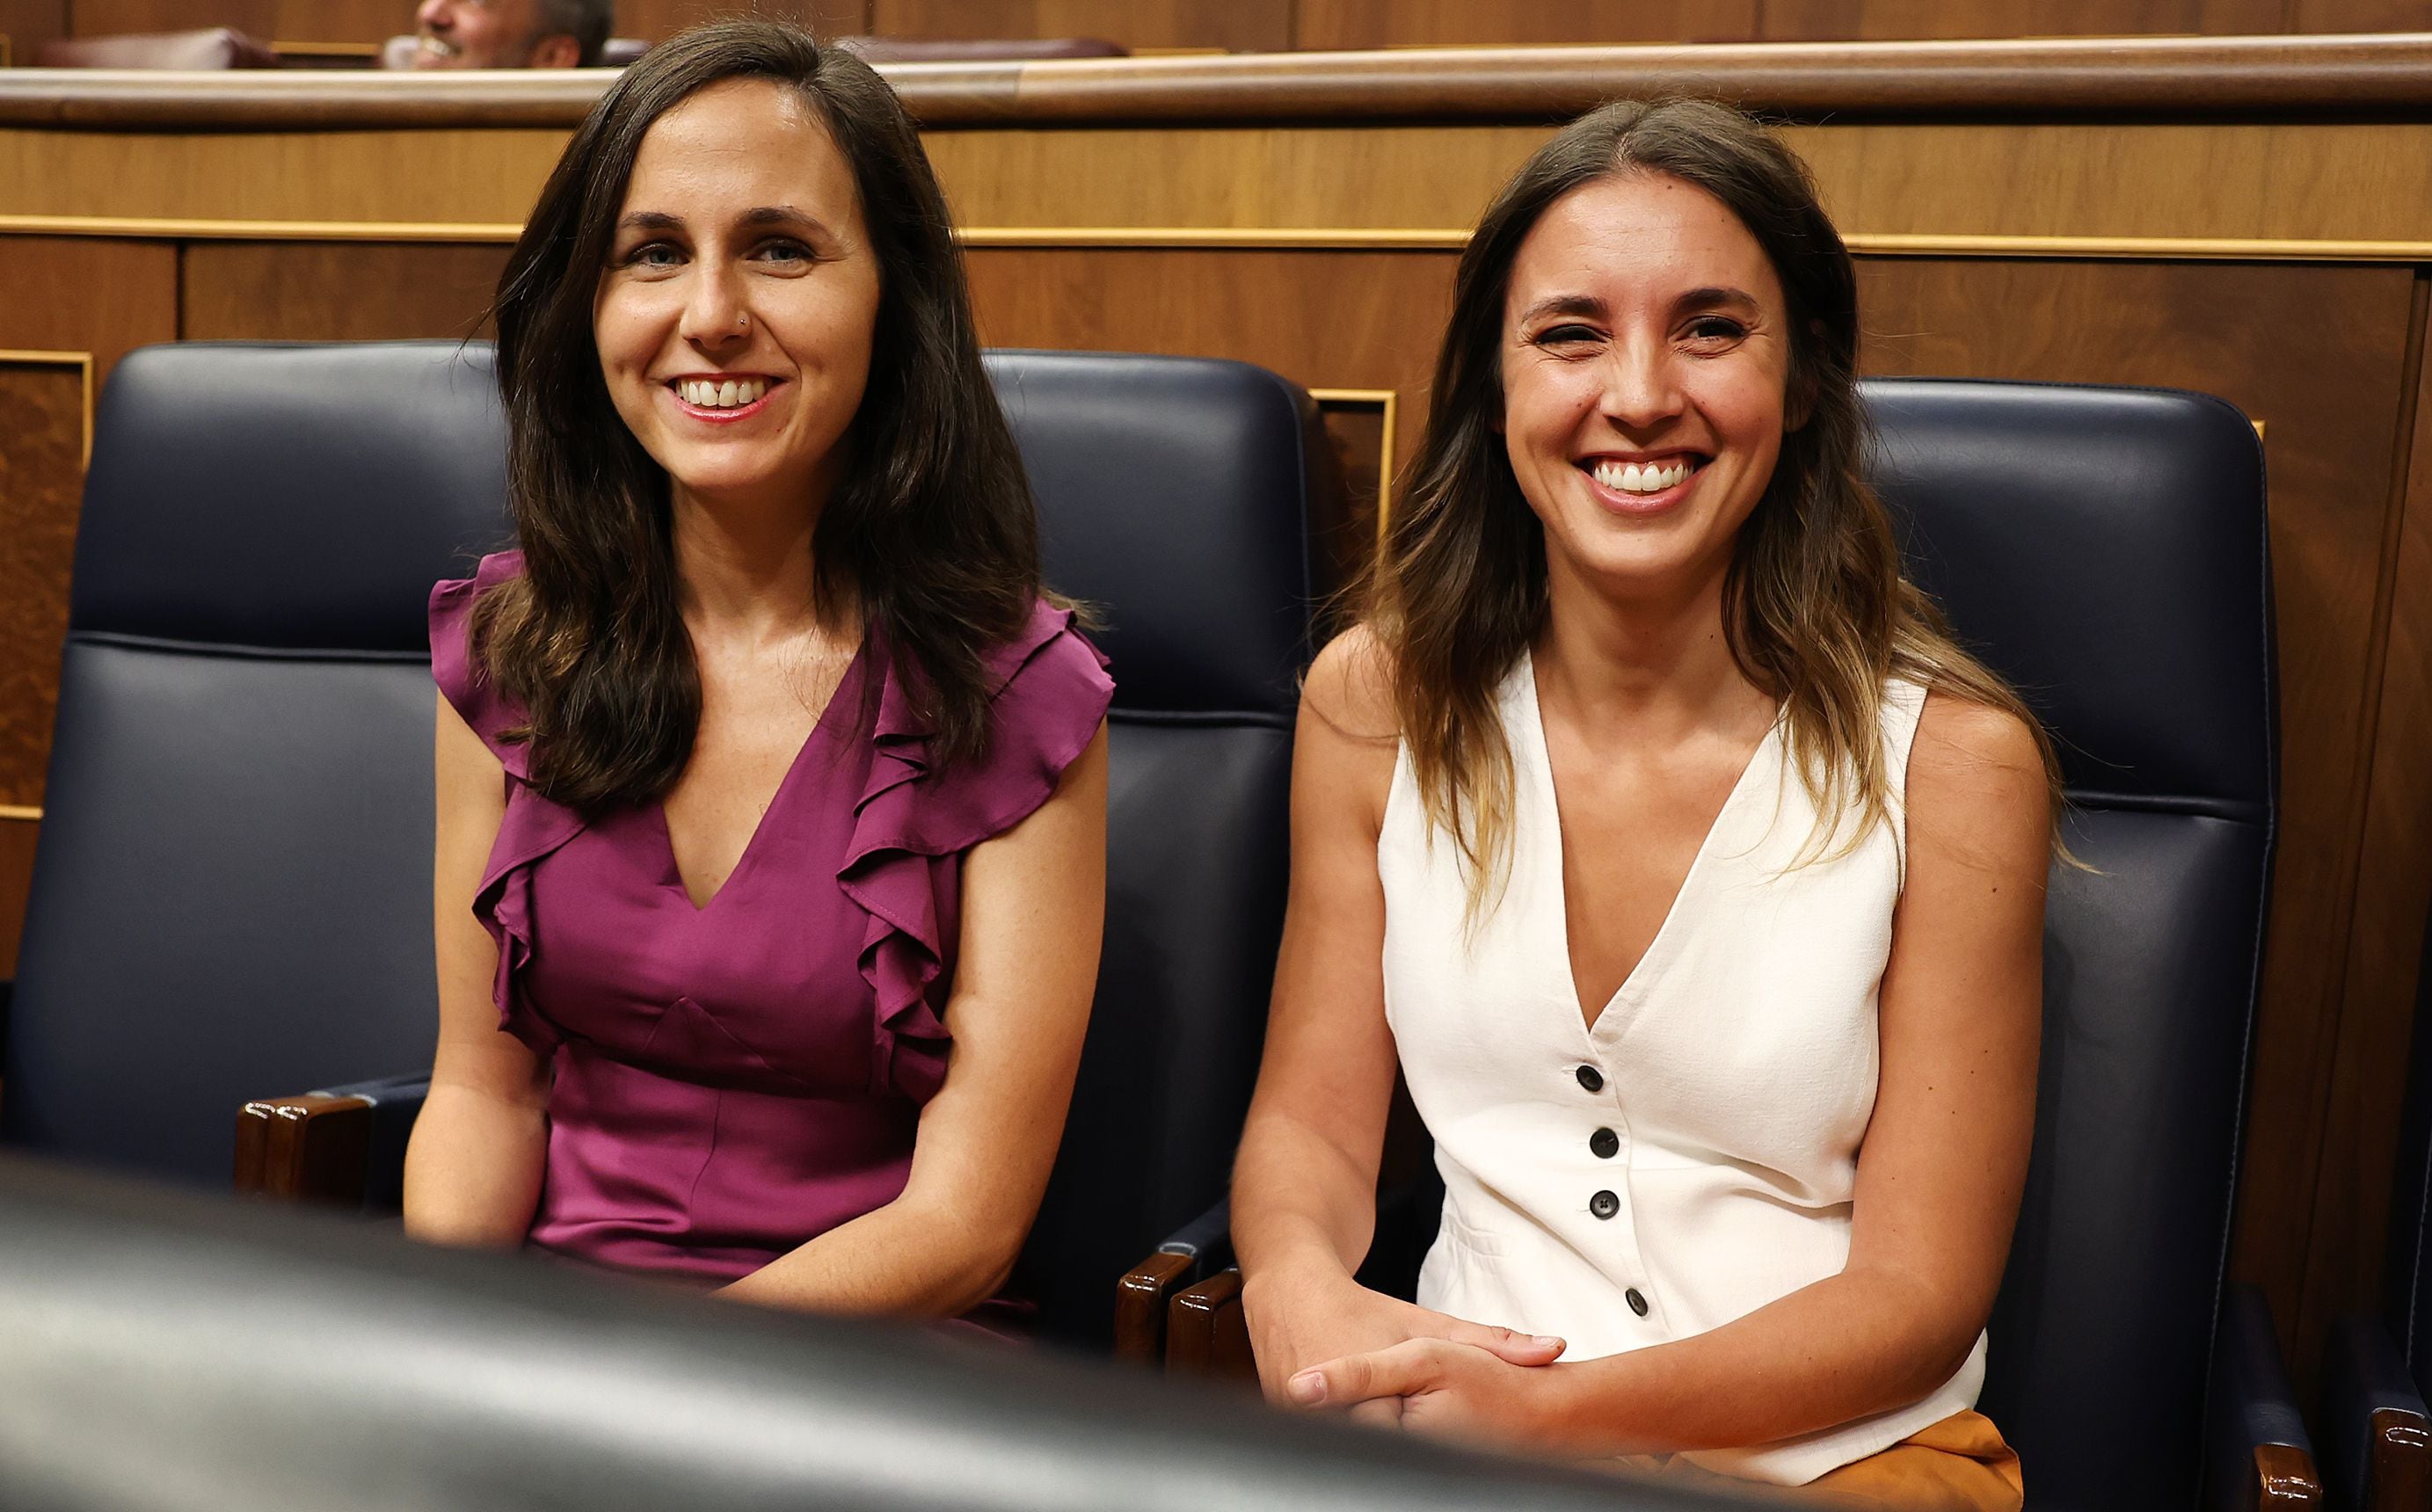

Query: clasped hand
left=1243, top=1266, right=1569, bottom=1447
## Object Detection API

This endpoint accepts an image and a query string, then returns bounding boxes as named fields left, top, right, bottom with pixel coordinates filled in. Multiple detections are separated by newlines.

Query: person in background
left=1229, top=98, right=2050, bottom=1508
left=401, top=20, right=1110, bottom=1328
left=411, top=0, right=611, bottom=68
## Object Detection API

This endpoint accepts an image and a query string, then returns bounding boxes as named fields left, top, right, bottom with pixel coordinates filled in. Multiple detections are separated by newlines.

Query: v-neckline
left=1521, top=650, right=1781, bottom=1037
left=659, top=636, right=869, bottom=914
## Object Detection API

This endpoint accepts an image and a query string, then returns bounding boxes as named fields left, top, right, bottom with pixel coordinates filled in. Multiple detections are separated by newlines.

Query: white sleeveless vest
left=1379, top=651, right=1984, bottom=1487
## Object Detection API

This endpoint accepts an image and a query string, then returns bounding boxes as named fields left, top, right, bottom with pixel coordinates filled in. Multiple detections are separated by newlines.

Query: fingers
left=1288, top=1339, right=1431, bottom=1409
left=1346, top=1398, right=1404, bottom=1430
left=1437, top=1318, right=1566, bottom=1366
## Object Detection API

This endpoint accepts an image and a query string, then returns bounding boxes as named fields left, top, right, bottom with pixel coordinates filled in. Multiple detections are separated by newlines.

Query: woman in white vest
left=1230, top=98, right=2051, bottom=1509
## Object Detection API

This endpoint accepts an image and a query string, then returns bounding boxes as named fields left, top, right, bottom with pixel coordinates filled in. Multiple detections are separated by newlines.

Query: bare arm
left=401, top=691, right=550, bottom=1247
left=1295, top=693, right=2047, bottom=1456
left=1235, top=630, right=1565, bottom=1404
left=719, top=722, right=1110, bottom=1318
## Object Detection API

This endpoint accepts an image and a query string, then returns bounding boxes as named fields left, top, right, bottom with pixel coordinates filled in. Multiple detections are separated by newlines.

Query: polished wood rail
left=9, top=33, right=2432, bottom=130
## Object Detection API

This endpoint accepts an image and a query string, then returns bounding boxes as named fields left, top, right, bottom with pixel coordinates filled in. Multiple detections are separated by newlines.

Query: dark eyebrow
left=612, top=207, right=836, bottom=240
left=1675, top=286, right=1761, bottom=316
left=739, top=205, right=828, bottom=234
left=1517, top=294, right=1607, bottom=325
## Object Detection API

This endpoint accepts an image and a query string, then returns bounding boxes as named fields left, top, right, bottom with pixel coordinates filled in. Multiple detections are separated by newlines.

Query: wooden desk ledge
left=11, top=33, right=2432, bottom=131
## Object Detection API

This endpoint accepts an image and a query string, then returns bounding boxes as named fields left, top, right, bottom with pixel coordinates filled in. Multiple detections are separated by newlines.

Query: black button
left=1590, top=1127, right=1619, bottom=1159
left=1627, top=1288, right=1649, bottom=1317
left=1589, top=1189, right=1620, bottom=1219
left=1576, top=1065, right=1605, bottom=1094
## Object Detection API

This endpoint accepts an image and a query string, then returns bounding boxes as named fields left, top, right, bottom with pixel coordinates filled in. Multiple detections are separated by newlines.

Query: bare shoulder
left=1907, top=690, right=2051, bottom=869
left=1301, top=623, right=1402, bottom=745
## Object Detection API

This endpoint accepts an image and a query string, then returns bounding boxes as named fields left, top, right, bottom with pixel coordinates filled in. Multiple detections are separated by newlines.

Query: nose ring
left=735, top=312, right=749, bottom=331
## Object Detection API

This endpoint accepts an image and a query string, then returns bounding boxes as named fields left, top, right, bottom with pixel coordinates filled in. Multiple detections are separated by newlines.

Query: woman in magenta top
left=400, top=20, right=1112, bottom=1319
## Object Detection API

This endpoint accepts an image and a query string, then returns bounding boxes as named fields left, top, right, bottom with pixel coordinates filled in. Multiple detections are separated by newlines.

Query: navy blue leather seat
left=1867, top=381, right=2291, bottom=1512
left=1, top=340, right=1331, bottom=1348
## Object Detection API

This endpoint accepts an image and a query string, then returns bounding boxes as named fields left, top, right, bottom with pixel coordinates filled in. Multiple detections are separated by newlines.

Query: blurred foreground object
left=0, top=1151, right=1737, bottom=1512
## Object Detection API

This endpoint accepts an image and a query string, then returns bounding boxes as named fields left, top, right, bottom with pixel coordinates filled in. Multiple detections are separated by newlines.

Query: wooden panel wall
left=40, top=0, right=2432, bottom=48
left=615, top=0, right=870, bottom=40
left=1292, top=1, right=1760, bottom=50
left=181, top=242, right=509, bottom=340
left=0, top=0, right=65, bottom=59
left=1758, top=0, right=2289, bottom=40
left=870, top=0, right=1286, bottom=50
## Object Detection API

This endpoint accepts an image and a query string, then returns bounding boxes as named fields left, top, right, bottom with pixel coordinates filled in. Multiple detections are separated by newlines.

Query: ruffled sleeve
left=838, top=600, right=1114, bottom=1101
left=430, top=549, right=587, bottom=1056
left=430, top=550, right=535, bottom=777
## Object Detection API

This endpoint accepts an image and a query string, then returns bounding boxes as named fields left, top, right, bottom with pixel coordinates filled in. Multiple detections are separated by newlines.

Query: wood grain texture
left=0, top=0, right=68, bottom=58
left=181, top=241, right=510, bottom=341
left=70, top=0, right=274, bottom=36
left=0, top=363, right=88, bottom=817
left=1854, top=258, right=2422, bottom=1348
left=2301, top=272, right=2432, bottom=1394
left=0, top=815, right=34, bottom=981
left=964, top=244, right=1451, bottom=478
left=1292, top=0, right=1758, bottom=49
left=25, top=35, right=2432, bottom=129
left=875, top=0, right=1287, bottom=52
left=620, top=0, right=871, bottom=40
left=2290, top=0, right=2432, bottom=31
left=1758, top=0, right=2285, bottom=40
left=0, top=126, right=570, bottom=224
left=0, top=236, right=172, bottom=383
left=268, top=0, right=402, bottom=44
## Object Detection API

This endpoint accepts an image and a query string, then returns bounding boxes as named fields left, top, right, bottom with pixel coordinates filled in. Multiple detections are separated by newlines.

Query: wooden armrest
left=1115, top=1250, right=1194, bottom=1363
left=234, top=1094, right=374, bottom=1206
left=1166, top=1270, right=1257, bottom=1383
left=2252, top=1443, right=2325, bottom=1508
left=2363, top=1410, right=2432, bottom=1512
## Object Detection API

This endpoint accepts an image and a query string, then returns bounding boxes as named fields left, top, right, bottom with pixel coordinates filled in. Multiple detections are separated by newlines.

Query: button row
left=1571, top=1068, right=1650, bottom=1319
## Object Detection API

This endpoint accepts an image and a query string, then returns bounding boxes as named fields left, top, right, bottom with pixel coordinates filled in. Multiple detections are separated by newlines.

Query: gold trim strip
left=1842, top=233, right=2432, bottom=262
left=1308, top=388, right=1399, bottom=544
left=960, top=227, right=1467, bottom=250
left=3, top=217, right=2432, bottom=263
left=0, top=805, right=41, bottom=823
left=0, top=348, right=96, bottom=466
left=0, top=214, right=526, bottom=244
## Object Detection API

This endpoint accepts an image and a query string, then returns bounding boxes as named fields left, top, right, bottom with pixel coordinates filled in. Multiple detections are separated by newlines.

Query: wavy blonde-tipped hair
left=1368, top=98, right=2064, bottom=920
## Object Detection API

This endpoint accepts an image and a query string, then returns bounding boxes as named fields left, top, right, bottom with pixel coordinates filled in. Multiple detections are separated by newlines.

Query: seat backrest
left=2385, top=906, right=2432, bottom=1376
left=3, top=342, right=511, bottom=1182
left=38, top=28, right=278, bottom=68
left=1864, top=379, right=2275, bottom=1512
left=985, top=351, right=1332, bottom=1344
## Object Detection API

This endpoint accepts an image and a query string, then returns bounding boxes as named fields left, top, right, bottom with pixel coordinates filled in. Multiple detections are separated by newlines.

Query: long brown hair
left=477, top=18, right=1042, bottom=812
left=1371, top=98, right=2063, bottom=912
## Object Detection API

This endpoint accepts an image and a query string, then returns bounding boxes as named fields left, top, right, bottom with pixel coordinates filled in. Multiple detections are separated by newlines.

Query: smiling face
left=411, top=0, right=572, bottom=68
left=1499, top=171, right=1794, bottom=606
left=593, top=76, right=882, bottom=520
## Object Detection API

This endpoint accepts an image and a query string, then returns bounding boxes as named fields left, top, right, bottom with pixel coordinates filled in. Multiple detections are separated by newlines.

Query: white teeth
left=1594, top=459, right=1693, bottom=494
left=675, top=378, right=768, bottom=409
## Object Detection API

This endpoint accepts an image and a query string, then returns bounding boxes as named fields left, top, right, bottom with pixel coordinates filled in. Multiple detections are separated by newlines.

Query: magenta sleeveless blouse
left=430, top=551, right=1112, bottom=1283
